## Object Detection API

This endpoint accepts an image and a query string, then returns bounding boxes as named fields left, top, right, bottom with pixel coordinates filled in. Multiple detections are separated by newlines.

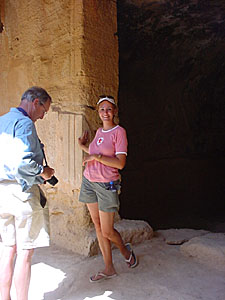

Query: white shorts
left=0, top=181, right=50, bottom=250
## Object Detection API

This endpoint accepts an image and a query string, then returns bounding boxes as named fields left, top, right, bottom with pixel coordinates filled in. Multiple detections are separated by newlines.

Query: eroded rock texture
left=117, top=0, right=225, bottom=229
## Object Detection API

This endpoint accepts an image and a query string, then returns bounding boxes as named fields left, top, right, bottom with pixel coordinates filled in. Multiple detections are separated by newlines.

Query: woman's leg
left=87, top=203, right=116, bottom=275
left=99, top=210, right=134, bottom=263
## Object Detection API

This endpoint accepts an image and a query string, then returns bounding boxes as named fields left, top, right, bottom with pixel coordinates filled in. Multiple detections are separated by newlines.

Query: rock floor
left=1, top=227, right=224, bottom=300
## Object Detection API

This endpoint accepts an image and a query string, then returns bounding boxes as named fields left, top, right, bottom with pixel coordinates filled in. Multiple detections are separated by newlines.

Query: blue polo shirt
left=0, top=108, right=45, bottom=191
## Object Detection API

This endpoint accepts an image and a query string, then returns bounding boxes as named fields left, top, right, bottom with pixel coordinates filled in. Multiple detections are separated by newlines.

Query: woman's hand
left=78, top=130, right=88, bottom=146
left=83, top=153, right=126, bottom=169
left=82, top=154, right=95, bottom=166
left=78, top=130, right=89, bottom=154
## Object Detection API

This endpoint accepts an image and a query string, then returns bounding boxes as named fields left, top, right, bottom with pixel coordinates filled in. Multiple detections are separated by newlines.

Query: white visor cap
left=97, top=96, right=116, bottom=106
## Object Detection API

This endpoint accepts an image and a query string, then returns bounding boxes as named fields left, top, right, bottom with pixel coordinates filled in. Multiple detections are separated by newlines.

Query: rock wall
left=117, top=0, right=225, bottom=229
left=0, top=0, right=119, bottom=254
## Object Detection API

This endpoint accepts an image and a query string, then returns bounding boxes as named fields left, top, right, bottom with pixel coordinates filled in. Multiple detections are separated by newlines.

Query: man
left=0, top=86, right=55, bottom=300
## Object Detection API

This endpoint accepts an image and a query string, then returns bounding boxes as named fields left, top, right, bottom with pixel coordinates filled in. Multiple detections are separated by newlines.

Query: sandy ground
left=1, top=228, right=224, bottom=300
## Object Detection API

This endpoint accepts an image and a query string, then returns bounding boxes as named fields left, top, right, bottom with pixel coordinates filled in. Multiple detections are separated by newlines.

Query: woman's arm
left=83, top=153, right=126, bottom=170
left=78, top=130, right=89, bottom=154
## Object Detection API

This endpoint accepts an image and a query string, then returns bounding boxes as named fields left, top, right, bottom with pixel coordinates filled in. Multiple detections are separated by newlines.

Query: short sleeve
left=115, top=127, right=128, bottom=156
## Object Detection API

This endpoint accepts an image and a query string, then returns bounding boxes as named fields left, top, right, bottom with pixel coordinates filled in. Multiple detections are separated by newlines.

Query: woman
left=78, top=95, right=138, bottom=282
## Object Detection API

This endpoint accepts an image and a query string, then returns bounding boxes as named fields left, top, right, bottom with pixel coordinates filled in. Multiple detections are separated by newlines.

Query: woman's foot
left=89, top=271, right=117, bottom=283
left=124, top=243, right=138, bottom=268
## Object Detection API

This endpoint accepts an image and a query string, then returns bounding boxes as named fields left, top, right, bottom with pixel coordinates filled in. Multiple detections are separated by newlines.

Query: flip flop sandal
left=125, top=243, right=138, bottom=268
left=89, top=272, right=118, bottom=283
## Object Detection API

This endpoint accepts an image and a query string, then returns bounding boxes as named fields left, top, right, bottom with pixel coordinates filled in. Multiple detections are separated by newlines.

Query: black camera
left=40, top=141, right=58, bottom=186
left=47, top=175, right=58, bottom=186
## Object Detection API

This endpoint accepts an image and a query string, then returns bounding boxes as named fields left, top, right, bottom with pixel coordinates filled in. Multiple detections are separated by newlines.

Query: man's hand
left=41, top=166, right=55, bottom=180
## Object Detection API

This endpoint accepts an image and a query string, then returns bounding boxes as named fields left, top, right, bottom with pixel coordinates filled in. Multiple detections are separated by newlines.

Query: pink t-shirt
left=84, top=125, right=128, bottom=182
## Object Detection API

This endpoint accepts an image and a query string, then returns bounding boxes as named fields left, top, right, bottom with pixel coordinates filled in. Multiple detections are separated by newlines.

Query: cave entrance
left=117, top=0, right=225, bottom=231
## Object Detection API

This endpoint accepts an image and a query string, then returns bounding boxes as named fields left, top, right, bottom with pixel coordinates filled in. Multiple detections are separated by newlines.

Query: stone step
left=180, top=232, right=225, bottom=271
left=87, top=219, right=154, bottom=256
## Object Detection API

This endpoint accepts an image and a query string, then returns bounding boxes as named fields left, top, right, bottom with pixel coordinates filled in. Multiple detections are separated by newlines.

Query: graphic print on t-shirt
left=97, top=137, right=104, bottom=146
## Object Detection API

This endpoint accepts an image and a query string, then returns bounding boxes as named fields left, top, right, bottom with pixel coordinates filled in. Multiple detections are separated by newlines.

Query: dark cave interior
left=117, top=0, right=225, bottom=231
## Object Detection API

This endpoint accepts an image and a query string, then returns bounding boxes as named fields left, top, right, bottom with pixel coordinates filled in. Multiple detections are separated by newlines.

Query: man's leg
left=13, top=248, right=34, bottom=300
left=0, top=244, right=17, bottom=300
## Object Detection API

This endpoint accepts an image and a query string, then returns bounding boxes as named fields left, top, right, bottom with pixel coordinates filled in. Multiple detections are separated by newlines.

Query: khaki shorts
left=0, top=181, right=50, bottom=250
left=79, top=176, right=121, bottom=212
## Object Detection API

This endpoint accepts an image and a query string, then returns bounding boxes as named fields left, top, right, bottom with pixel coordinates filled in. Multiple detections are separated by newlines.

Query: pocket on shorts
left=12, top=184, right=39, bottom=202
left=103, top=180, right=121, bottom=193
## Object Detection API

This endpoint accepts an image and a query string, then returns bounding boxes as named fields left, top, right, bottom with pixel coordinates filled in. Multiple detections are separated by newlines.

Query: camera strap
left=39, top=139, right=48, bottom=167
left=39, top=139, right=58, bottom=187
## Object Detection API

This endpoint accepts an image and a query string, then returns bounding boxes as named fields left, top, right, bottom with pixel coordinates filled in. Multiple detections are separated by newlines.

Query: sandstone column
left=0, top=0, right=153, bottom=255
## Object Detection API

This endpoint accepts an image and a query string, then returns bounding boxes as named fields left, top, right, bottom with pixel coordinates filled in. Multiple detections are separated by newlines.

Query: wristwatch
left=98, top=154, right=102, bottom=159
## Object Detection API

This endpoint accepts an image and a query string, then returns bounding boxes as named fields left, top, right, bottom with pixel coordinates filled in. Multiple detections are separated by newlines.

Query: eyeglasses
left=39, top=102, right=48, bottom=115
